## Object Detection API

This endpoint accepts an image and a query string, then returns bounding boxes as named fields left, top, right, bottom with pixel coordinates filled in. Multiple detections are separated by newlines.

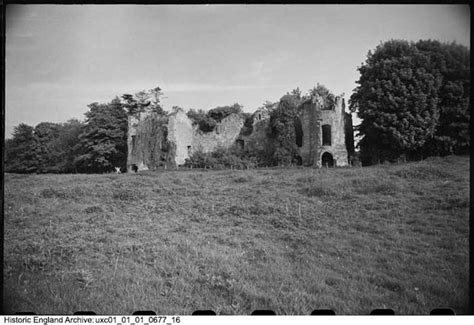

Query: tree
left=34, top=122, right=61, bottom=172
left=287, top=87, right=303, bottom=102
left=122, top=86, right=166, bottom=117
left=270, top=94, right=301, bottom=165
left=5, top=123, right=39, bottom=173
left=415, top=40, right=470, bottom=156
left=74, top=97, right=128, bottom=173
left=207, top=103, right=243, bottom=122
left=52, top=119, right=84, bottom=173
left=350, top=40, right=442, bottom=164
left=308, top=84, right=336, bottom=110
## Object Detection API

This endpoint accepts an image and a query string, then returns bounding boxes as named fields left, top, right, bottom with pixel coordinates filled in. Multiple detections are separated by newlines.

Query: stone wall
left=239, top=108, right=272, bottom=154
left=191, top=113, right=244, bottom=155
left=127, top=112, right=155, bottom=171
left=167, top=109, right=193, bottom=165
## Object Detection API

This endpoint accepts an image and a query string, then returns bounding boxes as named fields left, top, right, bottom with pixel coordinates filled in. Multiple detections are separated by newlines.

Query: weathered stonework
left=299, top=95, right=349, bottom=167
left=127, top=95, right=353, bottom=169
left=167, top=109, right=193, bottom=166
left=192, top=113, right=244, bottom=156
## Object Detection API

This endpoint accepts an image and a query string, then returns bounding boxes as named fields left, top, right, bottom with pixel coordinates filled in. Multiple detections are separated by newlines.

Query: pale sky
left=5, top=4, right=470, bottom=138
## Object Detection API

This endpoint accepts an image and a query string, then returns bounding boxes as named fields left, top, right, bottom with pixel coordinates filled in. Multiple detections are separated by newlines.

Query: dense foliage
left=270, top=94, right=301, bottom=166
left=5, top=120, right=85, bottom=173
left=5, top=86, right=167, bottom=173
left=187, top=103, right=243, bottom=132
left=122, top=87, right=166, bottom=116
left=133, top=113, right=176, bottom=170
left=308, top=84, right=336, bottom=110
left=70, top=97, right=129, bottom=173
left=184, top=147, right=263, bottom=169
left=350, top=40, right=470, bottom=164
left=5, top=124, right=40, bottom=173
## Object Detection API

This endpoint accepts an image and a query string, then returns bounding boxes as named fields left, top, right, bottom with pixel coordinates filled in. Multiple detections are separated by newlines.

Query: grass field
left=3, top=155, right=470, bottom=314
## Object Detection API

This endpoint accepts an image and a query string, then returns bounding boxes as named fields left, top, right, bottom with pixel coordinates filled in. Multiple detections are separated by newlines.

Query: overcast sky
left=5, top=4, right=470, bottom=138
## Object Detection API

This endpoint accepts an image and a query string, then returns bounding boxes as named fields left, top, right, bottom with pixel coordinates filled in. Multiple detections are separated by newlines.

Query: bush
left=187, top=104, right=243, bottom=133
left=184, top=147, right=261, bottom=169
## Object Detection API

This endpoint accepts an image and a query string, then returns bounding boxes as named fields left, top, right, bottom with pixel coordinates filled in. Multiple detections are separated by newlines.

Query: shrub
left=184, top=147, right=261, bottom=169
left=187, top=104, right=244, bottom=133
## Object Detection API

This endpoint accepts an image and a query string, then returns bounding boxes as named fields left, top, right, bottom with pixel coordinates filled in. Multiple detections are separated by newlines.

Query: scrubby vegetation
left=184, top=147, right=267, bottom=169
left=187, top=103, right=244, bottom=133
left=4, top=156, right=469, bottom=314
left=133, top=114, right=176, bottom=170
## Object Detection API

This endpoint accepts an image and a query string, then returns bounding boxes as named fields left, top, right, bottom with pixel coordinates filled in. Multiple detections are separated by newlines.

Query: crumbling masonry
left=127, top=94, right=354, bottom=170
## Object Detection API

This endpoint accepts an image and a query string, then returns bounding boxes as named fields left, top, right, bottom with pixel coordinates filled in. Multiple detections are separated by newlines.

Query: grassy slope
left=3, top=156, right=469, bottom=314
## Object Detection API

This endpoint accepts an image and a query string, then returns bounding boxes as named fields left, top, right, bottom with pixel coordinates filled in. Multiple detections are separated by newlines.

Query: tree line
left=4, top=87, right=165, bottom=174
left=5, top=39, right=469, bottom=173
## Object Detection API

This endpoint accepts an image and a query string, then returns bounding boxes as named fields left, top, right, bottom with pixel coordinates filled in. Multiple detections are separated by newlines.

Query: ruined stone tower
left=299, top=94, right=350, bottom=167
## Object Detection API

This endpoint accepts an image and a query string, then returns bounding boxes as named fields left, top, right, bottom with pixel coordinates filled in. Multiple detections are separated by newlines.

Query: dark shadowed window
left=322, top=125, right=331, bottom=146
left=131, top=135, right=136, bottom=152
left=295, top=118, right=303, bottom=147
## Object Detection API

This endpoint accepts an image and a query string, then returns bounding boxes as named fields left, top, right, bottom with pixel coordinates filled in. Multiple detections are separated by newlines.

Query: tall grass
left=3, top=155, right=469, bottom=314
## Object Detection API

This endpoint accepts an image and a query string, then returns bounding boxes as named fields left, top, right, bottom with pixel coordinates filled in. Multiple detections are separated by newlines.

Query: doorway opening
left=321, top=152, right=334, bottom=167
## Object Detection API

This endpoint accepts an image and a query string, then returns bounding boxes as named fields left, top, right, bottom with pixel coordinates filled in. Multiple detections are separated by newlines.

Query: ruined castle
left=127, top=94, right=353, bottom=171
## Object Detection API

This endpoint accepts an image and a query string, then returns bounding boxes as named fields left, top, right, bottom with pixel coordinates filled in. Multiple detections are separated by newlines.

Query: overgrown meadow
left=3, top=156, right=469, bottom=314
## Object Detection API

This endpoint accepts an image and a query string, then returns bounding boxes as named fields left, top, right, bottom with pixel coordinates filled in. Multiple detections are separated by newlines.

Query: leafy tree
left=415, top=40, right=470, bottom=156
left=350, top=40, right=443, bottom=164
left=308, top=84, right=336, bottom=110
left=5, top=123, right=39, bottom=173
left=134, top=113, right=174, bottom=170
left=122, top=86, right=166, bottom=117
left=188, top=104, right=244, bottom=133
left=74, top=97, right=128, bottom=173
left=207, top=103, right=243, bottom=122
left=51, top=119, right=84, bottom=173
left=262, top=100, right=277, bottom=112
left=287, top=87, right=303, bottom=101
left=270, top=94, right=301, bottom=165
left=34, top=122, right=61, bottom=172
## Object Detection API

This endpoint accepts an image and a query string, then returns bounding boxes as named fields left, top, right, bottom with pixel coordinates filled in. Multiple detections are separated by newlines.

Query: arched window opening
left=322, top=124, right=331, bottom=146
left=321, top=152, right=334, bottom=168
